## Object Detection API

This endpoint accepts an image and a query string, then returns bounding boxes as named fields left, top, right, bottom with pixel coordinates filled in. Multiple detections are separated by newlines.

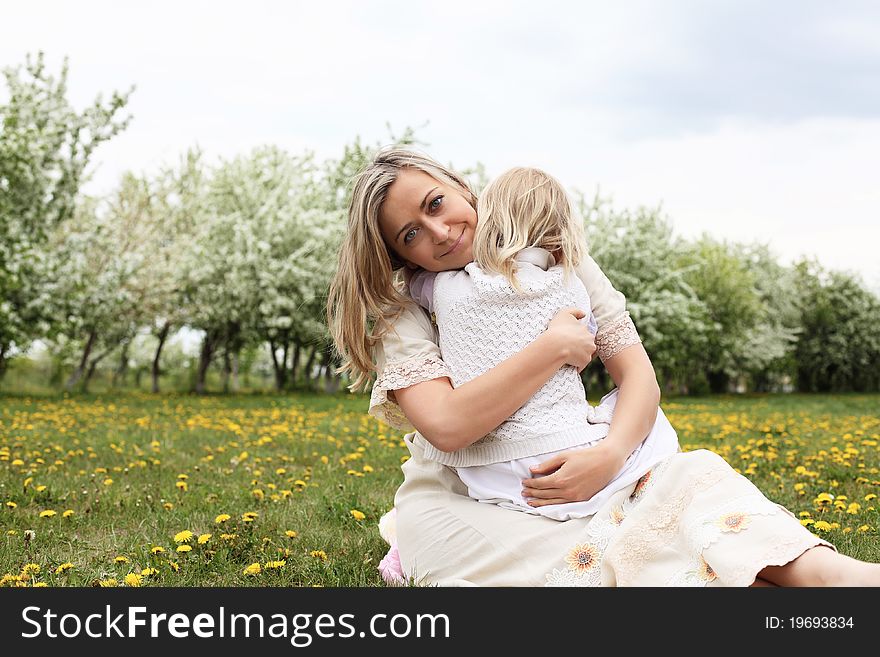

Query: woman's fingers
left=526, top=497, right=567, bottom=507
left=561, top=306, right=586, bottom=320
left=528, top=454, right=566, bottom=476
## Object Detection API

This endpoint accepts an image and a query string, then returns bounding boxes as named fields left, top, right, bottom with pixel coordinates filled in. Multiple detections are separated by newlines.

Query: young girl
left=405, top=167, right=679, bottom=520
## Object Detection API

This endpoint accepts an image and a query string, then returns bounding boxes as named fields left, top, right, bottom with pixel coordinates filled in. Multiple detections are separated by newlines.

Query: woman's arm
left=394, top=308, right=595, bottom=452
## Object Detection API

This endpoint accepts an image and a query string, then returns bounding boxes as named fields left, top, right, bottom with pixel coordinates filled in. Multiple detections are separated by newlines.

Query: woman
left=327, top=148, right=879, bottom=586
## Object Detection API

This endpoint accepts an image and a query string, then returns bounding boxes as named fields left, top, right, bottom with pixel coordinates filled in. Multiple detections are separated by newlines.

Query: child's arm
left=408, top=269, right=436, bottom=314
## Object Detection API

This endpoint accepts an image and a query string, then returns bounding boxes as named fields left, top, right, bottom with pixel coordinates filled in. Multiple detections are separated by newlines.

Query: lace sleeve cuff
left=369, top=355, right=452, bottom=431
left=595, top=312, right=642, bottom=363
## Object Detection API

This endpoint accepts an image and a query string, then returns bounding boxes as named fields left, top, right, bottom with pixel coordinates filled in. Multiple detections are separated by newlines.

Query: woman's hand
left=545, top=307, right=596, bottom=372
left=521, top=442, right=628, bottom=506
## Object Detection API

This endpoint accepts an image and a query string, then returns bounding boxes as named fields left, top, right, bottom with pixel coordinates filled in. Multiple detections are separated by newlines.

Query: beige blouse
left=369, top=254, right=642, bottom=432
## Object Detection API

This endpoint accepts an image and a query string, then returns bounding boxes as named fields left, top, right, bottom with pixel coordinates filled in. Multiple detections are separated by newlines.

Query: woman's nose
left=426, top=218, right=451, bottom=244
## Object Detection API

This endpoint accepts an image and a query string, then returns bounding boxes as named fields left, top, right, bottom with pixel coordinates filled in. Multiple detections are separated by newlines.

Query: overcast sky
left=3, top=0, right=879, bottom=290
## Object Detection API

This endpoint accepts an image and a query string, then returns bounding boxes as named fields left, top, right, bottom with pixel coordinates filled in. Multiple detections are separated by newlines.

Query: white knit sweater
left=411, top=249, right=606, bottom=467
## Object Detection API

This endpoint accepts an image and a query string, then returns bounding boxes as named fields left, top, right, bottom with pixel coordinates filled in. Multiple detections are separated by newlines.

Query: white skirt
left=455, top=389, right=681, bottom=520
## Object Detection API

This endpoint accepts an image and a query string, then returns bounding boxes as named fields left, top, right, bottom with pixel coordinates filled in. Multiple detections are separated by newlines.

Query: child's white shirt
left=408, top=248, right=679, bottom=520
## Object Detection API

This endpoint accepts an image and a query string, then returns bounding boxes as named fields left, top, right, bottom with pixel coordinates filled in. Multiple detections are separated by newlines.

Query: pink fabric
left=378, top=542, right=405, bottom=585
left=408, top=269, right=437, bottom=314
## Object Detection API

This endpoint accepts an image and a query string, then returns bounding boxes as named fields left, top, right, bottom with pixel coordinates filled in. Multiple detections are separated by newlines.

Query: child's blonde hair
left=326, top=148, right=477, bottom=392
left=473, top=167, right=585, bottom=291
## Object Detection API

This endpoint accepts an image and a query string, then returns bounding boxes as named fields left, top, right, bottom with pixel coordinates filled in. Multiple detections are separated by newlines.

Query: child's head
left=473, top=167, right=585, bottom=289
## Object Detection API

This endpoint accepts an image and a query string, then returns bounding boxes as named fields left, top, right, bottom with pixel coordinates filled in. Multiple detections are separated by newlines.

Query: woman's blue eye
left=429, top=195, right=443, bottom=211
left=403, top=228, right=418, bottom=244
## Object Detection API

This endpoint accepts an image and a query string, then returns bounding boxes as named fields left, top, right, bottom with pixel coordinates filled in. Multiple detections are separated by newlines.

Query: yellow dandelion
left=252, top=489, right=264, bottom=501
left=362, top=465, right=374, bottom=473
left=62, top=510, right=74, bottom=518
left=103, top=478, right=113, bottom=486
left=7, top=530, right=17, bottom=535
left=285, top=530, right=298, bottom=538
left=22, top=563, right=40, bottom=575
left=5, top=501, right=17, bottom=509
left=33, top=582, right=48, bottom=587
left=150, top=546, right=165, bottom=554
left=220, top=533, right=237, bottom=541
left=39, top=510, right=56, bottom=518
left=858, top=525, right=872, bottom=532
left=54, top=563, right=74, bottom=575
left=175, top=481, right=188, bottom=492
left=564, top=543, right=600, bottom=573
left=865, top=494, right=878, bottom=502
left=310, top=550, right=328, bottom=562
left=114, top=556, right=129, bottom=564
left=169, top=562, right=180, bottom=573
left=215, top=514, right=231, bottom=524
left=847, top=503, right=861, bottom=515
left=177, top=474, right=188, bottom=480
left=197, top=534, right=211, bottom=545
left=264, top=560, right=286, bottom=570
left=141, top=568, right=158, bottom=577
left=293, top=480, right=307, bottom=487
left=350, top=509, right=366, bottom=521
left=35, top=485, right=47, bottom=492
left=320, top=456, right=329, bottom=465
left=812, top=520, right=833, bottom=531
left=98, top=578, right=118, bottom=587
left=243, top=563, right=261, bottom=575
left=176, top=545, right=192, bottom=553
left=173, top=530, right=194, bottom=543
left=163, top=502, right=174, bottom=510
left=124, top=573, right=141, bottom=587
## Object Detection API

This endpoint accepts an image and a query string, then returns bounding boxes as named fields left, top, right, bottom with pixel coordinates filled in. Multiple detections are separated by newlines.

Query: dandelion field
left=1, top=392, right=879, bottom=587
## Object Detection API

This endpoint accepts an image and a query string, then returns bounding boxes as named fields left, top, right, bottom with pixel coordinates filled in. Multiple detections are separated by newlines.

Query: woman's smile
left=439, top=227, right=465, bottom=257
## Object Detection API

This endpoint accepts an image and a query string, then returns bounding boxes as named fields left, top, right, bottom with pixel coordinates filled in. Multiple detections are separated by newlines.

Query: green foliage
left=0, top=52, right=131, bottom=370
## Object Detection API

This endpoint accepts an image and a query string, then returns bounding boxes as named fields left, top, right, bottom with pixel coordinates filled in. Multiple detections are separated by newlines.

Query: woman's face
left=378, top=168, right=476, bottom=272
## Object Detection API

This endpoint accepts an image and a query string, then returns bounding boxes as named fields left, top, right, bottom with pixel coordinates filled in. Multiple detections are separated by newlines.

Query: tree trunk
left=0, top=344, right=7, bottom=383
left=231, top=350, right=240, bottom=392
left=707, top=370, right=729, bottom=394
left=67, top=330, right=97, bottom=390
left=269, top=340, right=287, bottom=391
left=221, top=346, right=231, bottom=394
left=195, top=329, right=219, bottom=394
left=152, top=322, right=170, bottom=393
left=135, top=367, right=144, bottom=389
left=83, top=345, right=114, bottom=393
left=290, top=343, right=301, bottom=386
left=304, top=346, right=319, bottom=389
left=112, top=339, right=130, bottom=388
left=321, top=343, right=341, bottom=393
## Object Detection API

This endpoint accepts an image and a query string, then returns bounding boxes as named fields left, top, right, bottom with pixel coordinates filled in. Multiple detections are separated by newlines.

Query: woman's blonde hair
left=473, top=167, right=585, bottom=291
left=326, top=148, right=476, bottom=391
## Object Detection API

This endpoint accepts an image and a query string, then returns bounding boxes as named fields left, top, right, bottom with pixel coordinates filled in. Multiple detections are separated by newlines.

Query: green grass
left=1, top=391, right=878, bottom=586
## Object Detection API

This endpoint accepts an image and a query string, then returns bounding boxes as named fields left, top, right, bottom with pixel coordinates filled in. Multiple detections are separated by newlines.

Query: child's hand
left=546, top=308, right=596, bottom=372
